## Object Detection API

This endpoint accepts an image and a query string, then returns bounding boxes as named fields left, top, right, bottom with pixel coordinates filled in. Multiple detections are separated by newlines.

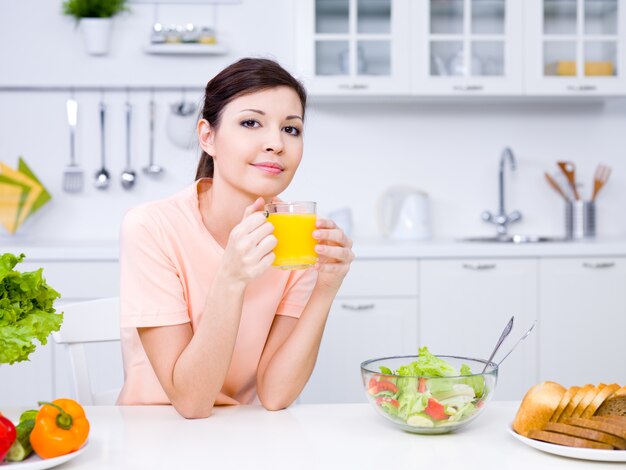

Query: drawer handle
left=338, top=83, right=369, bottom=90
left=582, top=261, right=615, bottom=269
left=566, top=85, right=597, bottom=92
left=462, top=263, right=496, bottom=270
left=453, top=84, right=484, bottom=92
left=341, top=303, right=375, bottom=311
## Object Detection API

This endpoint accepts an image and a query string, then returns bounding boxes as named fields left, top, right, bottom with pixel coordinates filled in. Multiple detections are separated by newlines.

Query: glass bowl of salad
left=360, top=347, right=498, bottom=434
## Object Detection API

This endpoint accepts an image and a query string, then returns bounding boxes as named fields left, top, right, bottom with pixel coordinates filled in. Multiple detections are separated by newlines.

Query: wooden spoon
left=557, top=161, right=580, bottom=200
left=545, top=172, right=569, bottom=201
left=592, top=164, right=611, bottom=201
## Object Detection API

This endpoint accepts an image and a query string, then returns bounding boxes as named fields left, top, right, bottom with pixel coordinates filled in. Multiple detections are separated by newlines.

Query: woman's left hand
left=312, top=218, right=354, bottom=291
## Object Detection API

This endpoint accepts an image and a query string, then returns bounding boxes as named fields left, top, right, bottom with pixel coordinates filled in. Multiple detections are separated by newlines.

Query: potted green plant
left=62, top=0, right=129, bottom=56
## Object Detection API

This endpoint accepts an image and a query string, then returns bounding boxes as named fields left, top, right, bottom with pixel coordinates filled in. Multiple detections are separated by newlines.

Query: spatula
left=557, top=161, right=579, bottom=200
left=63, top=98, right=84, bottom=193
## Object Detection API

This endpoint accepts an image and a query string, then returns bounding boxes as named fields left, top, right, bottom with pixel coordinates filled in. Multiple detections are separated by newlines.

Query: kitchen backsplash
left=1, top=1, right=626, bottom=242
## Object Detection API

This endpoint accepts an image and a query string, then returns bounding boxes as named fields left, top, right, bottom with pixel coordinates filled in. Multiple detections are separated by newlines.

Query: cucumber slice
left=5, top=419, right=35, bottom=462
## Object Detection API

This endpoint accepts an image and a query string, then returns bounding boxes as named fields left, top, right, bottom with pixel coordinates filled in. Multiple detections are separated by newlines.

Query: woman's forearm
left=170, top=275, right=247, bottom=418
left=256, top=285, right=339, bottom=410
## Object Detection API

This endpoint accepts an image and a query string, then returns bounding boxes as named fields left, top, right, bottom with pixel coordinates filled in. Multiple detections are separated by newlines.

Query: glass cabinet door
left=413, top=0, right=522, bottom=95
left=526, top=0, right=625, bottom=95
left=297, top=0, right=410, bottom=94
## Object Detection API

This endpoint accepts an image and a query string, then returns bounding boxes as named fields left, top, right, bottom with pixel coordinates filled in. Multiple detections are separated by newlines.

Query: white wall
left=2, top=0, right=626, bottom=244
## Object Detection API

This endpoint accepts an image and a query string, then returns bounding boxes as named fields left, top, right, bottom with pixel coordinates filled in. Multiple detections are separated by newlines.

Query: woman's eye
left=241, top=119, right=260, bottom=128
left=283, top=126, right=301, bottom=136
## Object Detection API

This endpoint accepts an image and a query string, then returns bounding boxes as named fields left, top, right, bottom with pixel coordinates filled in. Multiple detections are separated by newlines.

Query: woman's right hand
left=218, top=197, right=277, bottom=286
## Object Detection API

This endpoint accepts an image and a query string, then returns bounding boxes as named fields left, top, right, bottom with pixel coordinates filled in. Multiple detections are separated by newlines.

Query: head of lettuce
left=0, top=253, right=62, bottom=364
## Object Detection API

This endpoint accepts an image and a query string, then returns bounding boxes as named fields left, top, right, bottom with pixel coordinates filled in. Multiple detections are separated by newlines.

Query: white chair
left=53, top=297, right=121, bottom=405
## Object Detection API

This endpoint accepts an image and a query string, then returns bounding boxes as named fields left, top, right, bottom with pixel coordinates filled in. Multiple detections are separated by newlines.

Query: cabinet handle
left=341, top=303, right=375, bottom=311
left=582, top=261, right=615, bottom=269
left=338, top=83, right=369, bottom=90
left=566, top=85, right=597, bottom=92
left=452, top=85, right=484, bottom=92
left=462, top=263, right=496, bottom=270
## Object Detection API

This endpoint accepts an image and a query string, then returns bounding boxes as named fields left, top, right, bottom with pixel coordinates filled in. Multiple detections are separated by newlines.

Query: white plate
left=1, top=443, right=88, bottom=470
left=508, top=425, right=626, bottom=462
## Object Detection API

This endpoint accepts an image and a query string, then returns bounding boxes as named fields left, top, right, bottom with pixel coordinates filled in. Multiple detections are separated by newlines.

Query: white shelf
left=143, top=43, right=228, bottom=56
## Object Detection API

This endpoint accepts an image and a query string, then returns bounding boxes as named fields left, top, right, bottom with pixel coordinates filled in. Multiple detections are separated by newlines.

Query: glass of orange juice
left=265, top=201, right=317, bottom=270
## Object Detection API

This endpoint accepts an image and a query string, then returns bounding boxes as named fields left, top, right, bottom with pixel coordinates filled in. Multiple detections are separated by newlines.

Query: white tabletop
left=2, top=402, right=621, bottom=469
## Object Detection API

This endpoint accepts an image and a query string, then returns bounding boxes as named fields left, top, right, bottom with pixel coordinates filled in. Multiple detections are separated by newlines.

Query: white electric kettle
left=378, top=186, right=431, bottom=240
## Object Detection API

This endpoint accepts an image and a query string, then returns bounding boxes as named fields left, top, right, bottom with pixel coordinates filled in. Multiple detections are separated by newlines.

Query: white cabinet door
left=539, top=257, right=626, bottom=385
left=295, top=0, right=411, bottom=95
left=419, top=258, right=538, bottom=400
left=525, top=0, right=626, bottom=95
left=411, top=0, right=524, bottom=95
left=299, top=297, right=418, bottom=404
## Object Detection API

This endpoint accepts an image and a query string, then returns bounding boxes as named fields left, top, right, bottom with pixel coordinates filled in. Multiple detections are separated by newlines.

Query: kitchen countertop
left=2, top=402, right=620, bottom=469
left=4, top=237, right=626, bottom=260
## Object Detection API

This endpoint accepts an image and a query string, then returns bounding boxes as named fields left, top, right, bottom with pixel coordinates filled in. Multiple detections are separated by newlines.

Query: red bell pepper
left=424, top=398, right=449, bottom=421
left=0, top=415, right=17, bottom=462
left=376, top=396, right=400, bottom=408
left=368, top=380, right=399, bottom=396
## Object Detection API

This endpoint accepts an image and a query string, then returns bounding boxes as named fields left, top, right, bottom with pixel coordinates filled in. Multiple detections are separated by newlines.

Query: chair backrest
left=53, top=297, right=121, bottom=406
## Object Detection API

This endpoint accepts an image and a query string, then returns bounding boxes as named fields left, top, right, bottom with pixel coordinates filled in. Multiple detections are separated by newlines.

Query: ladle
left=143, top=98, right=164, bottom=177
left=94, top=101, right=111, bottom=190
left=121, top=101, right=137, bottom=190
left=482, top=316, right=514, bottom=373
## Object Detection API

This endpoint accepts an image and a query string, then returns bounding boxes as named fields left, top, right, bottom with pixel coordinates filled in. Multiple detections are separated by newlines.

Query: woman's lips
left=251, top=162, right=284, bottom=175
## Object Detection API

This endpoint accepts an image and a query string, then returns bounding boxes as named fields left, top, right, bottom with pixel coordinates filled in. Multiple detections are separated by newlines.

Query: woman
left=117, top=58, right=354, bottom=418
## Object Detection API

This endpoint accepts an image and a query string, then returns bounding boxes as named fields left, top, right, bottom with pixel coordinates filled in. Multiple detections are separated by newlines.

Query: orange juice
left=268, top=213, right=317, bottom=269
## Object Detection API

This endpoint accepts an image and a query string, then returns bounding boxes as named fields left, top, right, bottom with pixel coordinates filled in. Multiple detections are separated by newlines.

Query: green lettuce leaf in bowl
left=0, top=253, right=62, bottom=364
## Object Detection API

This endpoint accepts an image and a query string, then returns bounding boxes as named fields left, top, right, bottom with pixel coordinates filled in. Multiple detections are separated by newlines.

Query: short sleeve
left=275, top=267, right=317, bottom=319
left=119, top=206, right=190, bottom=328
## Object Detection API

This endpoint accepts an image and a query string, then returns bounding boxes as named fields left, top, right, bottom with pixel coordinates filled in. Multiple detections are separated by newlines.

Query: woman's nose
left=263, top=129, right=284, bottom=154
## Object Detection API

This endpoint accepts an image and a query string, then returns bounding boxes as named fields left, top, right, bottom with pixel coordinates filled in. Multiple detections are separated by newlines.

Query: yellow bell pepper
left=30, top=399, right=89, bottom=459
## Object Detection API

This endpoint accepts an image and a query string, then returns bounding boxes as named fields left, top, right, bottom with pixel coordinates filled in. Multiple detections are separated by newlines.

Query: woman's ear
left=197, top=119, right=216, bottom=155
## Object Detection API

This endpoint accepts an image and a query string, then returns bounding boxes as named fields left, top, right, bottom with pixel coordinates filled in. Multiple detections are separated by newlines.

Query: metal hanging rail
left=0, top=85, right=205, bottom=93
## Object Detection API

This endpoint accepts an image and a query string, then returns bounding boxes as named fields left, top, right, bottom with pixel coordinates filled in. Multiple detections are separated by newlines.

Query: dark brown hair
left=195, top=58, right=307, bottom=180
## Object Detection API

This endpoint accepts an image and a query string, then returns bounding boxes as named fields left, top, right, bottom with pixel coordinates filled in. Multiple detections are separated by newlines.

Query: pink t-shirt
left=117, top=179, right=317, bottom=406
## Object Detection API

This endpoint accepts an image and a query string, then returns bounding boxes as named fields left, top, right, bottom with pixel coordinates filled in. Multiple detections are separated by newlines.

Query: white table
left=2, top=402, right=620, bottom=469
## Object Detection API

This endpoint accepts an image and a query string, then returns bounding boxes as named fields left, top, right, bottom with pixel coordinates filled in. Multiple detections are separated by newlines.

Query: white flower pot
left=80, top=18, right=113, bottom=56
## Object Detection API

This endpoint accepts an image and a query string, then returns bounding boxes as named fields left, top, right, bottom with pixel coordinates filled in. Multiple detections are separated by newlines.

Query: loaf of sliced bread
left=513, top=381, right=566, bottom=437
left=595, top=386, right=626, bottom=417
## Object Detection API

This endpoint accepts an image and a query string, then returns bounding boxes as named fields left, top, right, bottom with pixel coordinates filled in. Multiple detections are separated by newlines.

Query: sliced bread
left=543, top=422, right=626, bottom=450
left=513, top=381, right=566, bottom=437
left=550, top=386, right=579, bottom=423
left=571, top=384, right=604, bottom=419
left=582, top=383, right=620, bottom=419
left=565, top=417, right=626, bottom=440
left=558, top=384, right=594, bottom=423
left=595, top=386, right=626, bottom=417
left=528, top=429, right=613, bottom=449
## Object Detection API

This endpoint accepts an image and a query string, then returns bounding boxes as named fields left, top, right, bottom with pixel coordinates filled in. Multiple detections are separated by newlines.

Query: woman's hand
left=218, top=197, right=277, bottom=286
left=313, top=218, right=354, bottom=291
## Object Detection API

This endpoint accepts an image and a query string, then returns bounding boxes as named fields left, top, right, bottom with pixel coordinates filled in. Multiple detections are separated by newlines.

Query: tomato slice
left=424, top=398, right=449, bottom=420
left=418, top=377, right=427, bottom=393
left=376, top=396, right=400, bottom=408
left=368, top=380, right=399, bottom=395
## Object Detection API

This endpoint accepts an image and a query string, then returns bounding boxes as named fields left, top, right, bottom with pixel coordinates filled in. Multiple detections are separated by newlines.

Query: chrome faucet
left=481, top=147, right=522, bottom=235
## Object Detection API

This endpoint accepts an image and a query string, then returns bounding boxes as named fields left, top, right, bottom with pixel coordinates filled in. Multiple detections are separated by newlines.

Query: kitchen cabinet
left=295, top=0, right=411, bottom=95
left=0, top=260, right=121, bottom=406
left=419, top=258, right=539, bottom=401
left=411, top=0, right=524, bottom=95
left=299, top=259, right=419, bottom=403
left=538, top=257, right=626, bottom=385
left=524, top=0, right=626, bottom=95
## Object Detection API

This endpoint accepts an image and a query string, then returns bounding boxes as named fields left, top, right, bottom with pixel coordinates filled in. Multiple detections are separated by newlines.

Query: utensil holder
left=565, top=201, right=596, bottom=239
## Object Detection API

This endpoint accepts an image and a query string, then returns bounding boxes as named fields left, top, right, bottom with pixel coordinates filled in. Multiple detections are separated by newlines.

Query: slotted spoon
left=63, top=98, right=84, bottom=193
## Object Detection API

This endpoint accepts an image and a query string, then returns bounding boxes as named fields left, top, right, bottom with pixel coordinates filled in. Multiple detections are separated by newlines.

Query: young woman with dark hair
left=117, top=58, right=354, bottom=418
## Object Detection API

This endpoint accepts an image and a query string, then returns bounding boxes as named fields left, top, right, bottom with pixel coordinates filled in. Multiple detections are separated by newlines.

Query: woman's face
left=199, top=86, right=304, bottom=199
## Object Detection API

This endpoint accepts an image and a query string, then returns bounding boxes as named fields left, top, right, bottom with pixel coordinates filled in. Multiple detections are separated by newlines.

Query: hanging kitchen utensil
left=591, top=163, right=611, bottom=201
left=166, top=89, right=198, bottom=149
left=94, top=100, right=111, bottom=190
left=143, top=97, right=164, bottom=177
left=496, top=321, right=536, bottom=367
left=544, top=172, right=569, bottom=201
left=557, top=161, right=580, bottom=200
left=63, top=98, right=84, bottom=193
left=481, top=316, right=514, bottom=373
left=121, top=101, right=137, bottom=190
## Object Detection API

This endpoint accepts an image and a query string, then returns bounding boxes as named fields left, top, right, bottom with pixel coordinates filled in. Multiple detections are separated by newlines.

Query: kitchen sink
left=459, top=235, right=570, bottom=243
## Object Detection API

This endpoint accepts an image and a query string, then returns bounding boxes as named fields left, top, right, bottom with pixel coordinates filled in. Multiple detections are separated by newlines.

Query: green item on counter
left=5, top=410, right=38, bottom=462
left=0, top=253, right=62, bottom=364
left=17, top=157, right=51, bottom=216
